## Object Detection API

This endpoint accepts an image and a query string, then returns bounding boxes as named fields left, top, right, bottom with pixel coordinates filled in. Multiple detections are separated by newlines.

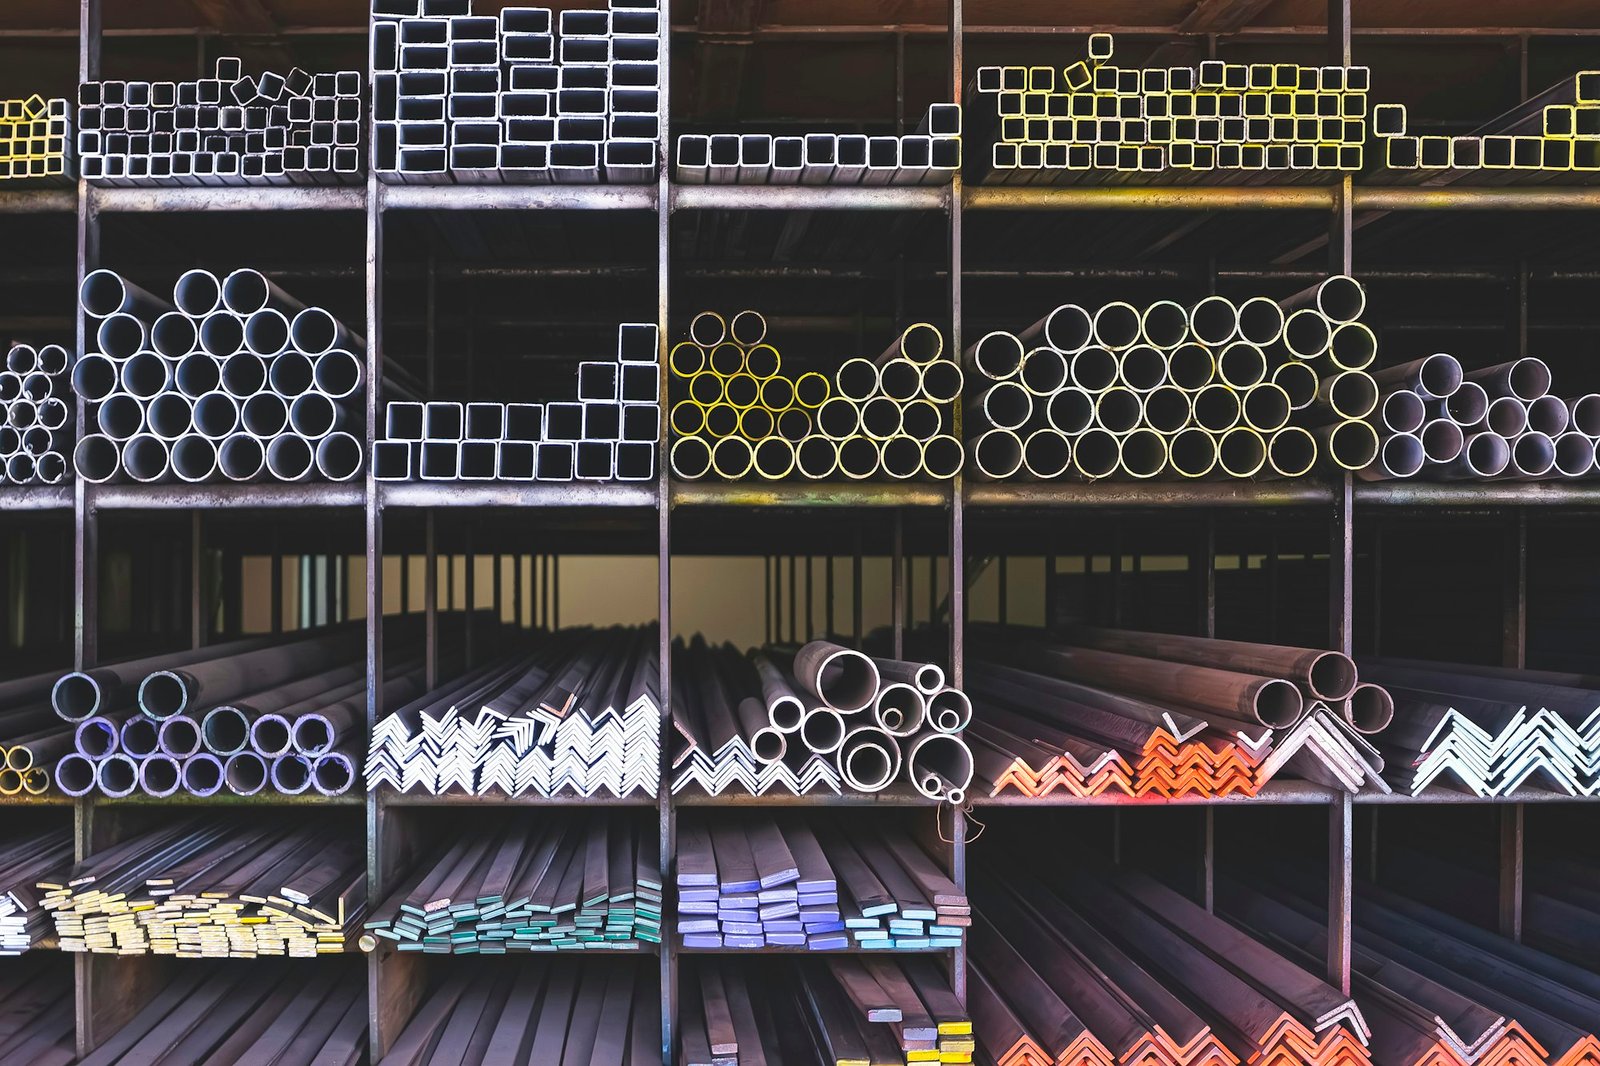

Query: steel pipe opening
left=1345, top=683, right=1395, bottom=734
left=1218, top=342, right=1268, bottom=390
left=1070, top=347, right=1118, bottom=393
left=793, top=435, right=838, bottom=479
left=1169, top=427, right=1218, bottom=477
left=1356, top=432, right=1424, bottom=482
left=316, top=432, right=363, bottom=481
left=174, top=268, right=222, bottom=317
left=1218, top=426, right=1267, bottom=478
left=1444, top=380, right=1488, bottom=428
left=1020, top=348, right=1068, bottom=396
left=1192, top=383, right=1241, bottom=432
left=1485, top=396, right=1529, bottom=437
left=729, top=309, right=767, bottom=347
left=267, top=433, right=316, bottom=481
left=1265, top=426, right=1317, bottom=478
left=1092, top=301, right=1142, bottom=350
left=171, top=435, right=219, bottom=482
left=921, top=435, right=963, bottom=479
left=1236, top=296, right=1285, bottom=346
left=1119, top=344, right=1167, bottom=392
left=1282, top=308, right=1331, bottom=359
left=1139, top=300, right=1189, bottom=349
left=72, top=354, right=120, bottom=402
left=1168, top=342, right=1214, bottom=391
left=837, top=436, right=879, bottom=479
left=689, top=311, right=725, bottom=347
left=225, top=752, right=268, bottom=796
left=1021, top=429, right=1070, bottom=479
left=969, top=331, right=1025, bottom=380
left=795, top=641, right=881, bottom=713
left=1043, top=305, right=1093, bottom=354
left=1189, top=295, right=1239, bottom=346
left=1554, top=432, right=1596, bottom=477
left=199, top=312, right=245, bottom=358
left=971, top=428, right=1022, bottom=480
left=97, top=753, right=139, bottom=798
left=1328, top=322, right=1377, bottom=371
left=98, top=394, right=145, bottom=440
left=874, top=682, right=926, bottom=737
left=1320, top=419, right=1379, bottom=471
left=800, top=707, right=846, bottom=755
left=312, top=753, right=355, bottom=796
left=1094, top=386, right=1142, bottom=434
left=183, top=754, right=225, bottom=797
left=1380, top=389, right=1426, bottom=434
left=152, top=311, right=198, bottom=358
left=1071, top=428, right=1119, bottom=478
left=1420, top=418, right=1465, bottom=463
left=836, top=358, right=879, bottom=402
left=73, top=435, right=120, bottom=483
left=907, top=732, right=974, bottom=803
left=838, top=727, right=901, bottom=792
left=122, top=434, right=171, bottom=482
left=219, top=433, right=266, bottom=481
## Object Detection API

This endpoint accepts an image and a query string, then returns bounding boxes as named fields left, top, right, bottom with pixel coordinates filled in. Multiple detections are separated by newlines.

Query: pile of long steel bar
left=1372, top=69, right=1600, bottom=181
left=676, top=814, right=967, bottom=950
left=0, top=665, right=76, bottom=797
left=675, top=103, right=961, bottom=185
left=974, top=33, right=1368, bottom=184
left=382, top=957, right=658, bottom=1066
left=1361, top=657, right=1600, bottom=795
left=372, top=0, right=660, bottom=183
left=0, top=956, right=73, bottom=1065
left=37, top=816, right=364, bottom=956
left=71, top=267, right=368, bottom=484
left=671, top=310, right=965, bottom=481
left=682, top=958, right=973, bottom=1065
left=972, top=867, right=1372, bottom=1066
left=365, top=626, right=660, bottom=798
left=970, top=624, right=1394, bottom=795
left=0, top=829, right=72, bottom=953
left=376, top=321, right=659, bottom=482
left=1362, top=352, right=1599, bottom=481
left=75, top=961, right=366, bottom=1064
left=361, top=815, right=660, bottom=952
left=0, top=342, right=72, bottom=485
left=0, top=96, right=71, bottom=182
left=968, top=276, right=1379, bottom=480
left=78, top=59, right=363, bottom=185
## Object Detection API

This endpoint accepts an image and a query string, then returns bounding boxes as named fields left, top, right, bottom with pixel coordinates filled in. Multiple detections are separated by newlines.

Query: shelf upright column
left=656, top=8, right=674, bottom=1059
left=1499, top=511, right=1527, bottom=940
left=947, top=0, right=967, bottom=1005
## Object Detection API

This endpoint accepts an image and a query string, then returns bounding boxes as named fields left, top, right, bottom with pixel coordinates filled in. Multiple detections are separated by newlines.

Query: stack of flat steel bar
left=379, top=957, right=658, bottom=1066
left=972, top=866, right=1372, bottom=1066
left=675, top=814, right=967, bottom=950
left=0, top=341, right=73, bottom=486
left=675, top=103, right=962, bottom=185
left=74, top=961, right=367, bottom=1065
left=0, top=665, right=74, bottom=798
left=361, top=815, right=660, bottom=952
left=0, top=828, right=72, bottom=954
left=37, top=816, right=365, bottom=957
left=682, top=958, right=973, bottom=1065
left=0, top=955, right=73, bottom=1066
left=365, top=625, right=660, bottom=798
left=0, top=95, right=71, bottom=182
left=1361, top=657, right=1600, bottom=796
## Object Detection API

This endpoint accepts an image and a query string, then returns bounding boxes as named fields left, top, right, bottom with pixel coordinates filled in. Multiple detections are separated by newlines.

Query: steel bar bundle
left=71, top=266, right=370, bottom=484
left=376, top=321, right=659, bottom=482
left=676, top=813, right=967, bottom=950
left=379, top=957, right=658, bottom=1066
left=675, top=103, right=961, bottom=186
left=1359, top=657, right=1600, bottom=795
left=967, top=277, right=1379, bottom=481
left=75, top=960, right=367, bottom=1066
left=372, top=0, right=660, bottom=184
left=37, top=816, right=365, bottom=956
left=0, top=341, right=73, bottom=486
left=365, top=626, right=660, bottom=798
left=78, top=59, right=363, bottom=185
left=0, top=829, right=72, bottom=953
left=362, top=815, right=660, bottom=952
left=0, top=95, right=71, bottom=182
left=0, top=956, right=73, bottom=1066
left=0, top=664, right=78, bottom=796
left=1361, top=352, right=1599, bottom=482
left=972, top=867, right=1372, bottom=1066
left=682, top=958, right=973, bottom=1065
left=973, top=33, right=1368, bottom=185
left=670, top=310, right=964, bottom=482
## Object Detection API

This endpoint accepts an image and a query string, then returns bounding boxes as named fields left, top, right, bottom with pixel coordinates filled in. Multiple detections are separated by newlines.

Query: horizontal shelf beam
left=0, top=487, right=73, bottom=511
left=1354, top=482, right=1600, bottom=506
left=91, top=483, right=364, bottom=509
left=966, top=481, right=1336, bottom=507
left=379, top=790, right=656, bottom=806
left=92, top=186, right=365, bottom=212
left=973, top=781, right=1339, bottom=806
left=383, top=184, right=657, bottom=211
left=670, top=481, right=949, bottom=507
left=673, top=788, right=938, bottom=806
left=672, top=185, right=949, bottom=211
left=379, top=483, right=658, bottom=509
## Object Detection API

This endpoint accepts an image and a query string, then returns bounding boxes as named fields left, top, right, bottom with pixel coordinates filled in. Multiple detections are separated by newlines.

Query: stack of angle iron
left=0, top=829, right=72, bottom=954
left=670, top=310, right=965, bottom=482
left=372, top=0, right=661, bottom=183
left=49, top=624, right=392, bottom=798
left=973, top=33, right=1370, bottom=184
left=968, top=624, right=1395, bottom=796
left=675, top=102, right=962, bottom=185
left=0, top=956, right=73, bottom=1066
left=0, top=95, right=71, bottom=182
left=73, top=961, right=367, bottom=1066
left=1371, top=68, right=1600, bottom=182
left=676, top=814, right=968, bottom=951
left=365, top=625, right=660, bottom=798
left=381, top=957, right=659, bottom=1066
left=361, top=815, right=660, bottom=953
left=375, top=321, right=660, bottom=482
left=37, top=816, right=365, bottom=957
left=1359, top=656, right=1600, bottom=796
left=682, top=958, right=973, bottom=1066
left=970, top=866, right=1373, bottom=1066
left=0, top=342, right=72, bottom=485
left=71, top=267, right=374, bottom=484
left=78, top=58, right=363, bottom=185
left=1360, top=351, right=1600, bottom=482
left=967, top=275, right=1381, bottom=481
left=0, top=665, right=81, bottom=797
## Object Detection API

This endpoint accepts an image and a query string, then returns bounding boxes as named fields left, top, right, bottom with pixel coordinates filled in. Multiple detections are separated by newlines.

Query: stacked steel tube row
left=973, top=33, right=1369, bottom=184
left=682, top=958, right=973, bottom=1066
left=37, top=816, right=365, bottom=956
left=382, top=957, right=659, bottom=1066
left=0, top=829, right=72, bottom=953
left=0, top=956, right=73, bottom=1065
left=1360, top=351, right=1600, bottom=481
left=676, top=814, right=968, bottom=950
left=971, top=866, right=1372, bottom=1066
left=675, top=102, right=962, bottom=185
left=0, top=341, right=72, bottom=485
left=0, top=665, right=77, bottom=797
left=77, top=58, right=363, bottom=185
left=968, top=276, right=1381, bottom=480
left=372, top=0, right=660, bottom=183
left=361, top=815, right=660, bottom=952
left=670, top=310, right=965, bottom=481
left=1360, top=657, right=1600, bottom=795
left=365, top=626, right=660, bottom=798
left=71, top=267, right=369, bottom=484
left=0, top=96, right=71, bottom=181
left=375, top=321, right=659, bottom=481
left=969, top=624, right=1395, bottom=796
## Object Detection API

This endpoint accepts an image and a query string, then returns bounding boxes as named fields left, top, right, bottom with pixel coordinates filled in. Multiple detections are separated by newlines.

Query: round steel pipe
left=269, top=351, right=316, bottom=397
left=73, top=435, right=120, bottom=483
left=3, top=453, right=32, bottom=483
left=980, top=381, right=1031, bottom=431
left=1019, top=347, right=1068, bottom=396
left=793, top=435, right=838, bottom=479
left=199, top=311, right=245, bottom=358
left=1072, top=428, right=1119, bottom=478
left=1344, top=683, right=1395, bottom=734
left=1440, top=380, right=1488, bottom=428
left=1317, top=371, right=1378, bottom=421
left=880, top=435, right=921, bottom=480
left=271, top=754, right=313, bottom=794
left=900, top=398, right=941, bottom=440
left=1022, top=428, right=1071, bottom=479
left=97, top=753, right=139, bottom=798
left=1419, top=418, right=1465, bottom=463
left=221, top=352, right=268, bottom=398
left=752, top=435, right=797, bottom=480
left=1217, top=426, right=1266, bottom=478
left=158, top=715, right=203, bottom=758
left=119, top=351, right=170, bottom=399
left=81, top=268, right=170, bottom=320
left=1094, top=386, right=1142, bottom=434
left=312, top=753, right=355, bottom=796
left=173, top=268, right=222, bottom=317
left=1192, top=383, right=1241, bottom=432
left=971, top=428, right=1022, bottom=480
left=1118, top=428, right=1167, bottom=479
left=800, top=706, right=846, bottom=755
left=882, top=322, right=943, bottom=364
left=1466, top=357, right=1551, bottom=402
left=37, top=344, right=69, bottom=375
left=192, top=391, right=240, bottom=438
left=927, top=687, right=973, bottom=733
left=1023, top=304, right=1092, bottom=355
left=219, top=433, right=267, bottom=481
left=1266, top=426, right=1318, bottom=478
left=291, top=392, right=349, bottom=437
left=318, top=427, right=368, bottom=480
left=1525, top=395, right=1569, bottom=437
left=223, top=268, right=305, bottom=317
left=1328, top=322, right=1378, bottom=371
left=1070, top=346, right=1118, bottom=393
left=836, top=358, right=880, bottom=401
left=1119, top=344, right=1167, bottom=392
left=837, top=436, right=880, bottom=479
left=1356, top=432, right=1425, bottom=481
left=1282, top=308, right=1331, bottom=359
left=1565, top=394, right=1600, bottom=436
left=1169, top=427, right=1218, bottom=478
left=1217, top=342, right=1267, bottom=390
left=1554, top=432, right=1596, bottom=478
left=709, top=435, right=754, bottom=479
left=838, top=726, right=902, bottom=792
left=1379, top=389, right=1426, bottom=434
left=1189, top=295, right=1238, bottom=346
left=54, top=753, right=97, bottom=797
left=1046, top=387, right=1094, bottom=435
left=314, top=349, right=363, bottom=399
left=1169, top=342, right=1214, bottom=391
left=1505, top=431, right=1556, bottom=479
left=265, top=433, right=316, bottom=481
left=291, top=714, right=337, bottom=756
left=171, top=434, right=219, bottom=482
left=689, top=311, right=725, bottom=347
left=152, top=311, right=199, bottom=358
left=72, top=353, right=120, bottom=402
left=1317, top=419, right=1379, bottom=471
left=100, top=394, right=146, bottom=438
left=1439, top=431, right=1510, bottom=479
left=907, top=732, right=974, bottom=804
left=1139, top=300, right=1189, bottom=349
left=251, top=713, right=294, bottom=758
left=1485, top=395, right=1529, bottom=437
left=873, top=682, right=926, bottom=737
left=183, top=754, right=225, bottom=797
left=871, top=658, right=945, bottom=695
left=728, top=309, right=766, bottom=347
left=794, top=640, right=880, bottom=714
left=967, top=331, right=1024, bottom=381
left=707, top=344, right=743, bottom=377
left=861, top=396, right=903, bottom=439
left=122, top=434, right=171, bottom=482
left=919, top=360, right=963, bottom=404
left=242, top=391, right=290, bottom=438
left=921, top=435, right=963, bottom=479
left=4, top=344, right=35, bottom=374
left=1242, top=382, right=1292, bottom=432
left=35, top=453, right=65, bottom=484
left=174, top=352, right=222, bottom=398
left=1092, top=301, right=1142, bottom=351
left=1370, top=353, right=1461, bottom=400
left=1272, top=361, right=1319, bottom=410
left=1235, top=296, right=1285, bottom=346
left=225, top=752, right=268, bottom=795
left=146, top=392, right=193, bottom=441
left=816, top=397, right=861, bottom=440
left=671, top=436, right=712, bottom=479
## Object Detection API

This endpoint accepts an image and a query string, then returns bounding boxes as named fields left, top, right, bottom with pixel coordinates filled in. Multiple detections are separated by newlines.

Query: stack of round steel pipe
left=1362, top=351, right=1599, bottom=481
left=0, top=341, right=73, bottom=485
left=0, top=665, right=78, bottom=797
left=668, top=309, right=965, bottom=481
left=70, top=267, right=367, bottom=484
left=966, top=275, right=1379, bottom=480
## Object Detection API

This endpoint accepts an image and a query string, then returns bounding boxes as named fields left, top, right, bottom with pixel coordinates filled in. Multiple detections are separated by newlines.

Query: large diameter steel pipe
left=222, top=267, right=306, bottom=317
left=1027, top=643, right=1305, bottom=727
left=964, top=330, right=1024, bottom=381
left=873, top=683, right=926, bottom=737
left=173, top=268, right=222, bottom=317
left=870, top=657, right=944, bottom=695
left=1280, top=274, right=1365, bottom=323
left=1343, top=682, right=1395, bottom=735
left=1439, top=432, right=1511, bottom=479
left=200, top=660, right=367, bottom=754
left=136, top=627, right=365, bottom=719
left=799, top=706, right=845, bottom=755
left=792, top=640, right=881, bottom=714
left=1017, top=304, right=1091, bottom=355
left=225, top=752, right=269, bottom=795
left=837, top=726, right=902, bottom=792
left=1465, top=357, right=1551, bottom=402
left=1068, top=625, right=1357, bottom=701
left=907, top=732, right=974, bottom=804
left=927, top=687, right=973, bottom=733
left=1369, top=353, right=1461, bottom=400
left=1355, top=433, right=1425, bottom=482
left=80, top=268, right=171, bottom=320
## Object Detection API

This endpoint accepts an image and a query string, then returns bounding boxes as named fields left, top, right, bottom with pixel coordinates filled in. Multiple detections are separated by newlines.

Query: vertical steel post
left=190, top=513, right=203, bottom=648
left=852, top=531, right=863, bottom=649
left=826, top=555, right=835, bottom=637
left=656, top=39, right=674, bottom=1062
left=1500, top=510, right=1527, bottom=940
left=805, top=554, right=814, bottom=642
left=424, top=513, right=437, bottom=689
left=892, top=511, right=905, bottom=658
left=947, top=0, right=967, bottom=1004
